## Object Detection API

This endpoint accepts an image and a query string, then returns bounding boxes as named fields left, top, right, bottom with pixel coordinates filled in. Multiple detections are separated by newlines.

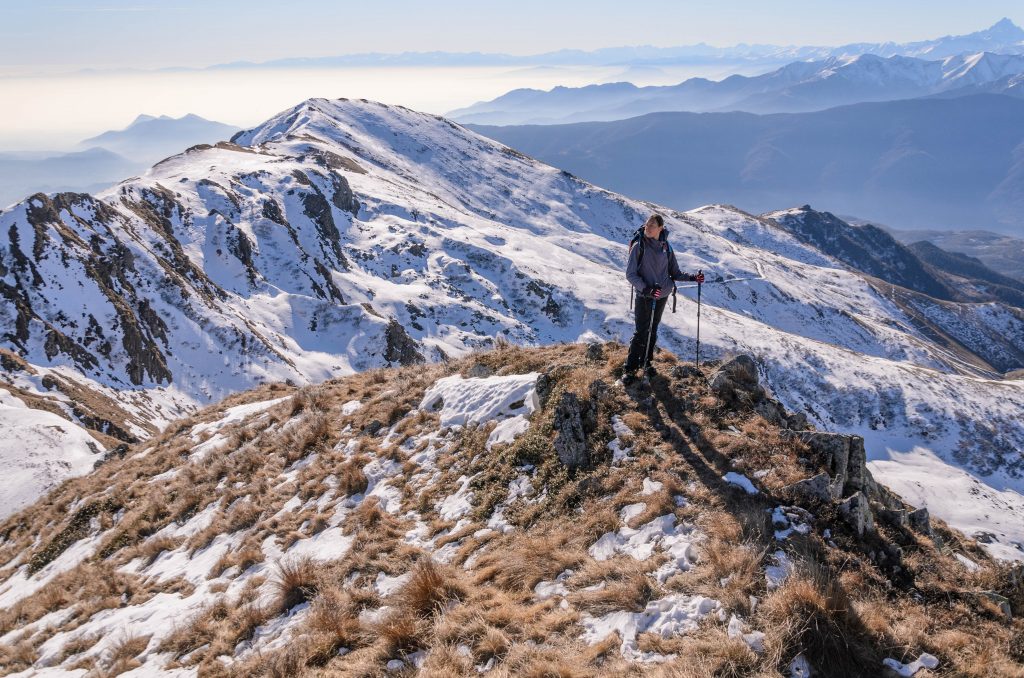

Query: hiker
left=622, top=214, right=704, bottom=383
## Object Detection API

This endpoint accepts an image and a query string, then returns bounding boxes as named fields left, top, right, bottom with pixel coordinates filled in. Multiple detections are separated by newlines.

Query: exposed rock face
left=711, top=354, right=932, bottom=539
left=553, top=392, right=588, bottom=470
left=839, top=492, right=875, bottom=538
left=710, top=355, right=762, bottom=406
left=710, top=354, right=798, bottom=428
left=384, top=318, right=425, bottom=367
left=785, top=472, right=834, bottom=503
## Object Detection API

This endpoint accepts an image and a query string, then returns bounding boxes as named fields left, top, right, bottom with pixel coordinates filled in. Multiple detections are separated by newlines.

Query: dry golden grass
left=274, top=555, right=320, bottom=614
left=473, top=530, right=587, bottom=593
left=98, top=633, right=151, bottom=676
left=395, top=559, right=466, bottom=618
left=3, top=343, right=1023, bottom=677
left=0, top=640, right=38, bottom=673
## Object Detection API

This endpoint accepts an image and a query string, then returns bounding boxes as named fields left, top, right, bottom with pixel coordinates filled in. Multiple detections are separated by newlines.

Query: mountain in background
left=469, top=94, right=1024, bottom=233
left=0, top=148, right=137, bottom=209
left=879, top=225, right=1024, bottom=282
left=449, top=51, right=1024, bottom=124
left=1, top=98, right=1023, bottom=558
left=767, top=206, right=1024, bottom=309
left=0, top=114, right=240, bottom=208
left=78, top=113, right=241, bottom=165
left=765, top=206, right=1024, bottom=370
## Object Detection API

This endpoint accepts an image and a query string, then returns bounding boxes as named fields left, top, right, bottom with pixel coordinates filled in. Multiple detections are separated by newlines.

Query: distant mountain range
left=0, top=114, right=239, bottom=208
left=209, top=18, right=1024, bottom=71
left=450, top=50, right=1024, bottom=124
left=469, top=94, right=1024, bottom=233
left=880, top=226, right=1024, bottom=282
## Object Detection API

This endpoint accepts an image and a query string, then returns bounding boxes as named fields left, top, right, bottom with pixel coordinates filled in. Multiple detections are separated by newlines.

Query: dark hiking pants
left=625, top=294, right=668, bottom=371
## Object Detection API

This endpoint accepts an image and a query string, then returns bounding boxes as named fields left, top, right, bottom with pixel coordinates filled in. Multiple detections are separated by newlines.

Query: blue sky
left=1, top=0, right=1022, bottom=70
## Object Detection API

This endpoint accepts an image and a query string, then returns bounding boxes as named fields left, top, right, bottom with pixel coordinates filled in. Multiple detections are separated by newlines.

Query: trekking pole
left=695, top=270, right=703, bottom=367
left=641, top=287, right=659, bottom=382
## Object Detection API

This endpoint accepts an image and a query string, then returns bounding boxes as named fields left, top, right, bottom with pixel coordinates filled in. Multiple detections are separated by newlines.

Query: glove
left=694, top=271, right=705, bottom=284
left=642, top=285, right=662, bottom=299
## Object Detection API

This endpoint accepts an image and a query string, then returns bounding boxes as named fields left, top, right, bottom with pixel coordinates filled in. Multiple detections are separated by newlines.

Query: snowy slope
left=0, top=98, right=1022, bottom=555
left=0, top=389, right=101, bottom=520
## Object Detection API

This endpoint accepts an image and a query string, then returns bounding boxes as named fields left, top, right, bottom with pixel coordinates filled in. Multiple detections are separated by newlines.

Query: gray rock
left=669, top=364, right=704, bottom=381
left=782, top=431, right=873, bottom=499
left=908, top=507, right=931, bottom=534
left=588, top=378, right=610, bottom=401
left=754, top=398, right=788, bottom=427
left=467, top=363, right=493, bottom=378
left=709, top=354, right=765, bottom=406
left=586, top=342, right=605, bottom=361
left=384, top=318, right=424, bottom=366
left=786, top=412, right=810, bottom=430
left=838, top=492, right=875, bottom=537
left=876, top=505, right=909, bottom=529
left=783, top=472, right=835, bottom=503
left=362, top=420, right=383, bottom=436
left=535, top=373, right=553, bottom=407
left=553, top=392, right=589, bottom=470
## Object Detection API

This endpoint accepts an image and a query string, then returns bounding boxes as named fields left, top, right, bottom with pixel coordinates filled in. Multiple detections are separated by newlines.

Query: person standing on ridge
left=622, top=213, right=704, bottom=384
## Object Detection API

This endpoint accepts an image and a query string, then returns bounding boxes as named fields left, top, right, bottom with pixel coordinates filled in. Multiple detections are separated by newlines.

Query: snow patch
left=420, top=373, right=539, bottom=428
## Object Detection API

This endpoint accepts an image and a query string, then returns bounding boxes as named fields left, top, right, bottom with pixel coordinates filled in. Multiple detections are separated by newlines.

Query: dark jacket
left=626, top=229, right=694, bottom=295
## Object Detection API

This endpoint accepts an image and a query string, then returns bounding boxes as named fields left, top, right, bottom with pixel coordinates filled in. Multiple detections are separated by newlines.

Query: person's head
left=644, top=213, right=664, bottom=236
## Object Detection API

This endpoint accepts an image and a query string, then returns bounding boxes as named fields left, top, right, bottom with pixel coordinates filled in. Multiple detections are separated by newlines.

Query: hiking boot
left=644, top=365, right=657, bottom=378
left=621, top=370, right=639, bottom=385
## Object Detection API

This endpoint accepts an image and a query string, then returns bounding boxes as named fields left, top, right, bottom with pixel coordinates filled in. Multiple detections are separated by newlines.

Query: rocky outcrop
left=384, top=319, right=424, bottom=367
left=553, top=392, right=588, bottom=470
left=713, top=354, right=931, bottom=539
left=710, top=355, right=809, bottom=430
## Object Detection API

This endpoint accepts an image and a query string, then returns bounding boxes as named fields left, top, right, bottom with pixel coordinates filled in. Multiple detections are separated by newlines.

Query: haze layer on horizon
left=1, top=0, right=1022, bottom=150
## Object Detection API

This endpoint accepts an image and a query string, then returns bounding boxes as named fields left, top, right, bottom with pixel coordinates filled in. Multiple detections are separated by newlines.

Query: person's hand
left=694, top=271, right=705, bottom=284
left=642, top=286, right=662, bottom=298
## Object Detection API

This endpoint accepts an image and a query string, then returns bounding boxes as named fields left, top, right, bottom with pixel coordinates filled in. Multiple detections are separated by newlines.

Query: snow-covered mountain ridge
left=0, top=98, right=1022, bottom=554
left=0, top=344, right=1020, bottom=676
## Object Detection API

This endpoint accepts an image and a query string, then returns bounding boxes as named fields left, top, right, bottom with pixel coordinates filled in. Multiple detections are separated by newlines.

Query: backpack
left=627, top=228, right=677, bottom=313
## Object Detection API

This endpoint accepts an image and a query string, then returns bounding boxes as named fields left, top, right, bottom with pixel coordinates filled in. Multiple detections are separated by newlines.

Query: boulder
left=907, top=507, right=931, bottom=534
left=585, top=342, right=605, bottom=361
left=783, top=472, right=835, bottom=503
left=709, top=355, right=764, bottom=406
left=553, top=392, right=589, bottom=470
left=839, top=492, right=875, bottom=537
left=782, top=431, right=869, bottom=498
left=785, top=412, right=810, bottom=430
left=467, top=363, right=493, bottom=378
left=669, top=364, right=704, bottom=381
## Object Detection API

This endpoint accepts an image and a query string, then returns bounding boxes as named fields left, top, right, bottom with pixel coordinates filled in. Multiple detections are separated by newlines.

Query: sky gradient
left=1, top=0, right=1022, bottom=72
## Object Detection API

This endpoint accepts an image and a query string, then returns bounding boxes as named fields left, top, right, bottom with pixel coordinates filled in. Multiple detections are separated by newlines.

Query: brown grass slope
left=0, top=343, right=1021, bottom=677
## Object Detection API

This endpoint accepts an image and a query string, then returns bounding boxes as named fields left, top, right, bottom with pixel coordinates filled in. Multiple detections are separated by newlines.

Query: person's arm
left=668, top=249, right=705, bottom=283
left=626, top=244, right=646, bottom=293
